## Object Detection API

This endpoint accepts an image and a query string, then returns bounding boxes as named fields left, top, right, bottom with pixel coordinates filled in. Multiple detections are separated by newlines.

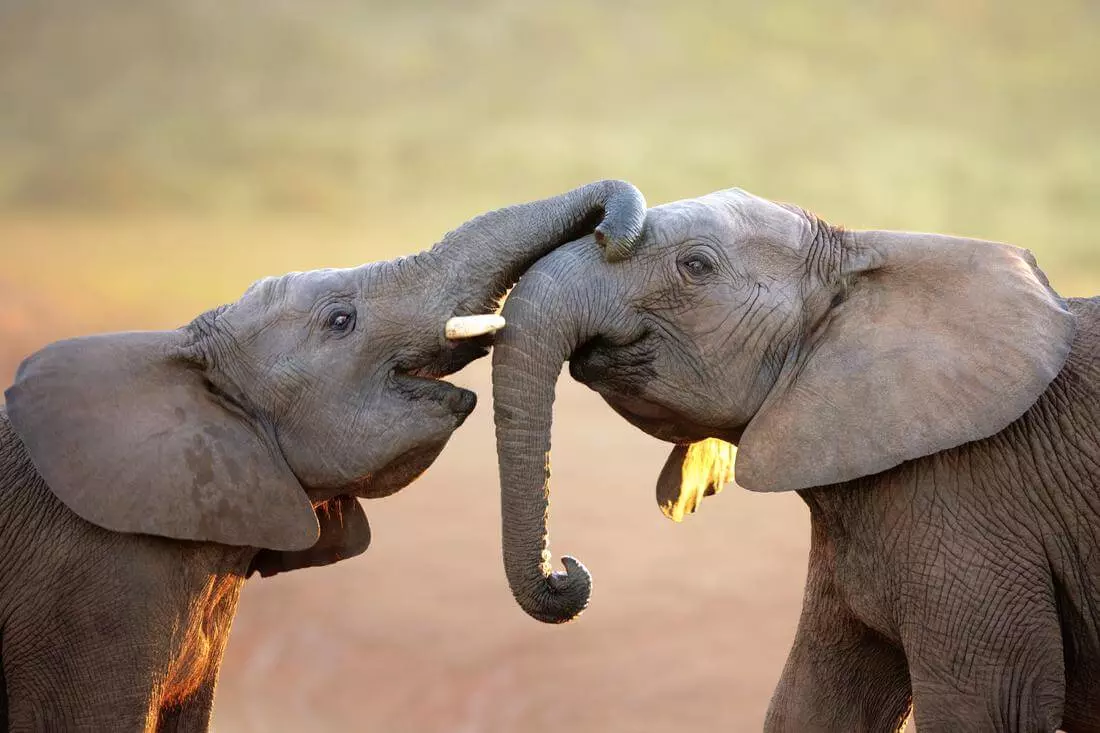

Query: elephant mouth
left=393, top=371, right=477, bottom=418
left=346, top=351, right=478, bottom=501
left=393, top=353, right=480, bottom=419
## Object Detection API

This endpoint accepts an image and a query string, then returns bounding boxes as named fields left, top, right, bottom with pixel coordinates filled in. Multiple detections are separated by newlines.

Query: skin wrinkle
left=738, top=299, right=785, bottom=360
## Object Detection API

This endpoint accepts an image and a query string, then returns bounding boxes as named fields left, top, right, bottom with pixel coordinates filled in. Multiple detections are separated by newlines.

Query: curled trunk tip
left=593, top=182, right=647, bottom=262
left=514, top=555, right=591, bottom=624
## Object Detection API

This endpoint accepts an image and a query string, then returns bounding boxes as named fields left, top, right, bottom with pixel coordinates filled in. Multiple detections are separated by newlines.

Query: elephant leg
left=906, top=636, right=1065, bottom=733
left=1, top=652, right=8, bottom=733
left=902, top=569, right=1065, bottom=732
left=765, top=546, right=911, bottom=732
left=154, top=566, right=243, bottom=733
left=2, top=576, right=179, bottom=732
left=3, top=623, right=160, bottom=732
left=155, top=677, right=218, bottom=733
left=5, top=663, right=156, bottom=731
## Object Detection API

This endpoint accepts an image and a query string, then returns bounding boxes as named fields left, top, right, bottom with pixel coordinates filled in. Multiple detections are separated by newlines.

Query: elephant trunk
left=422, top=180, right=645, bottom=317
left=491, top=241, right=613, bottom=623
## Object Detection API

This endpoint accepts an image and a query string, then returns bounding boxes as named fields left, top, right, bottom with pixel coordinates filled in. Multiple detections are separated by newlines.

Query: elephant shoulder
left=0, top=404, right=43, bottom=500
left=0, top=404, right=97, bottom=555
left=1050, top=298, right=1100, bottom=404
left=1011, top=296, right=1100, bottom=474
left=1067, top=297, right=1100, bottom=370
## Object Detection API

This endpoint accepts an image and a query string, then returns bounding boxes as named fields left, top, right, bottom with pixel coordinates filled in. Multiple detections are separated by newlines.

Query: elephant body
left=775, top=297, right=1100, bottom=731
left=0, top=407, right=252, bottom=731
left=0, top=180, right=648, bottom=731
left=489, top=186, right=1098, bottom=731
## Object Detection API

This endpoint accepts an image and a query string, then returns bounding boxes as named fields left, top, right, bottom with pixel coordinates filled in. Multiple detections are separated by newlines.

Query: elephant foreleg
left=765, top=557, right=911, bottom=732
left=1, top=655, right=8, bottom=733
left=902, top=584, right=1065, bottom=732
left=155, top=678, right=218, bottom=733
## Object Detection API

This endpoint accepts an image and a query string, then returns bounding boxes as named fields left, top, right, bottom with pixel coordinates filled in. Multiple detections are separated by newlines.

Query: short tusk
left=445, top=314, right=506, bottom=340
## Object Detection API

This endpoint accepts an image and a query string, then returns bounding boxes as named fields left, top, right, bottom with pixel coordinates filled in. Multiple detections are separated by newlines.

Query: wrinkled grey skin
left=492, top=187, right=1100, bottom=731
left=0, top=180, right=646, bottom=732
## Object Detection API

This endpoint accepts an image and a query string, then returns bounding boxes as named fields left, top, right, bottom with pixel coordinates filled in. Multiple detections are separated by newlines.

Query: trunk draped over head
left=420, top=180, right=645, bottom=317
left=491, top=242, right=613, bottom=623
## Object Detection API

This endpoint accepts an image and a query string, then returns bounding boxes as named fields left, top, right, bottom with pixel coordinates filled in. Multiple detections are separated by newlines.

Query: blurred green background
left=1, top=1, right=1097, bottom=731
left=2, top=0, right=1098, bottom=308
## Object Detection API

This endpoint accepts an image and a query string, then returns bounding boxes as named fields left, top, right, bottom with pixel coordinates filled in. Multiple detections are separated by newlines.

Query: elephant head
left=491, top=186, right=1077, bottom=623
left=4, top=180, right=646, bottom=575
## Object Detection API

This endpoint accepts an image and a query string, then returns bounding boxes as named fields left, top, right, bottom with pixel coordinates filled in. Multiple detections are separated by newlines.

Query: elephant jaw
left=594, top=389, right=728, bottom=445
left=332, top=439, right=455, bottom=501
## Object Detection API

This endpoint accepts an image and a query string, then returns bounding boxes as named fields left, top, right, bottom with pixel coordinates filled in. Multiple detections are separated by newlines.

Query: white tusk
left=445, top=314, right=506, bottom=340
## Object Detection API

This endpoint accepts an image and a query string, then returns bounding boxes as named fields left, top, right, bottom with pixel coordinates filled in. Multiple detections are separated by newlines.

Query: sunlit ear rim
left=660, top=439, right=736, bottom=522
left=445, top=314, right=506, bottom=340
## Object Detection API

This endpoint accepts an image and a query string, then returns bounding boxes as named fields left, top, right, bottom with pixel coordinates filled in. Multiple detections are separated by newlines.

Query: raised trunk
left=491, top=242, right=612, bottom=623
left=423, top=180, right=645, bottom=316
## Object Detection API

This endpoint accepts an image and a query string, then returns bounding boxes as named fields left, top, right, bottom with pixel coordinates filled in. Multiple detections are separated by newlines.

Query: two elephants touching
left=2, top=181, right=1097, bottom=731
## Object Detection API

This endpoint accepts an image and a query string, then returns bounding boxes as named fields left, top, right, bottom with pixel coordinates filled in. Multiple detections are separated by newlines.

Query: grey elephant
left=0, top=180, right=646, bottom=732
left=489, top=187, right=1099, bottom=732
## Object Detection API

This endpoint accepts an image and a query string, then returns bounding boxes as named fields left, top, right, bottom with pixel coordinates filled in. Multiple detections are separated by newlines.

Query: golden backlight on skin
left=160, top=575, right=243, bottom=708
left=661, top=439, right=736, bottom=522
left=540, top=453, right=554, bottom=577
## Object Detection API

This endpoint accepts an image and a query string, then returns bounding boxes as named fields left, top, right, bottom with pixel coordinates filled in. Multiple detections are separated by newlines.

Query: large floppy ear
left=4, top=331, right=319, bottom=551
left=737, top=231, right=1077, bottom=492
left=655, top=439, right=736, bottom=522
left=248, top=495, right=371, bottom=578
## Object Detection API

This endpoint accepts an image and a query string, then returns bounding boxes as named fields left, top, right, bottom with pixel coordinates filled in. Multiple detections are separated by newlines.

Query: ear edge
left=656, top=440, right=736, bottom=518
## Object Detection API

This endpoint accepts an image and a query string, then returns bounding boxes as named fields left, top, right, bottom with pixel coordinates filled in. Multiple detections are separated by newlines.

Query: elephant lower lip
left=448, top=386, right=477, bottom=420
left=393, top=373, right=477, bottom=417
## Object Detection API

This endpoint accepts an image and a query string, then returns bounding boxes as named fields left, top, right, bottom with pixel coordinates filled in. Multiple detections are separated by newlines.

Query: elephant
left=0, top=179, right=646, bottom=732
left=489, top=187, right=1099, bottom=732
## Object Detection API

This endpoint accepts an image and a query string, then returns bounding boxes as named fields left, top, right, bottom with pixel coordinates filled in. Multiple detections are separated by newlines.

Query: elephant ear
left=4, top=331, right=319, bottom=551
left=736, top=231, right=1077, bottom=492
left=655, top=439, right=736, bottom=521
left=248, top=495, right=371, bottom=578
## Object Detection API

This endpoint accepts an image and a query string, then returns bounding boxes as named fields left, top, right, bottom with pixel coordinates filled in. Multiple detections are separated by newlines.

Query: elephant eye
left=679, top=253, right=715, bottom=279
left=326, top=309, right=356, bottom=333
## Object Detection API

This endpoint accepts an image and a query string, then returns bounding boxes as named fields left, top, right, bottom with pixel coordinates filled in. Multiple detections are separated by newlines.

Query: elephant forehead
left=646, top=188, right=808, bottom=249
left=242, top=267, right=363, bottom=311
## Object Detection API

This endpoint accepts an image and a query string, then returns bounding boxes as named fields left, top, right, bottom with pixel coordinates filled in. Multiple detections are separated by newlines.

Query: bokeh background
left=2, top=1, right=1097, bottom=730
